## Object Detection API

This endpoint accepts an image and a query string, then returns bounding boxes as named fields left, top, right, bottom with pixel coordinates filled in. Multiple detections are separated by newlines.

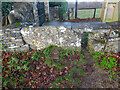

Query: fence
left=68, top=7, right=102, bottom=19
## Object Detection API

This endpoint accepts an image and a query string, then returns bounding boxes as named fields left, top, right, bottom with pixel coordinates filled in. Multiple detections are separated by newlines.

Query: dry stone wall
left=1, top=25, right=120, bottom=53
left=1, top=27, right=29, bottom=52
left=88, top=30, right=120, bottom=53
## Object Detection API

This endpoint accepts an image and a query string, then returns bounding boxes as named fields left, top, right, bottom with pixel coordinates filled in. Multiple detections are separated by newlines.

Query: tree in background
left=58, top=1, right=68, bottom=21
left=49, top=0, right=68, bottom=21
left=2, top=2, right=13, bottom=16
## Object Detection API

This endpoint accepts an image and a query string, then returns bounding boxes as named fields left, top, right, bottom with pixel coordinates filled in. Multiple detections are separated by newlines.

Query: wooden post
left=68, top=9, right=70, bottom=20
left=75, top=0, right=78, bottom=19
left=93, top=8, right=96, bottom=18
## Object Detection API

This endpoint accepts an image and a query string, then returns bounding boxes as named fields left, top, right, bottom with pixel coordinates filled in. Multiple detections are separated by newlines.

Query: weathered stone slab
left=21, top=26, right=81, bottom=50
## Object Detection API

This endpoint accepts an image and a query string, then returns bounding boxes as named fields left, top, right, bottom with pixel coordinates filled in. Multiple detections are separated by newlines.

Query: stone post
left=32, top=2, right=39, bottom=26
left=44, top=1, right=50, bottom=22
left=0, top=2, right=1, bottom=25
left=0, top=1, right=2, bottom=89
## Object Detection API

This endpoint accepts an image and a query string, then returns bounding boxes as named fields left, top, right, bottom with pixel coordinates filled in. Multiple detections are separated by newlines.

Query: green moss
left=73, top=78, right=81, bottom=85
left=73, top=61, right=81, bottom=65
left=100, top=40, right=105, bottom=44
left=71, top=67, right=86, bottom=76
left=64, top=75, right=72, bottom=83
left=31, top=52, right=41, bottom=61
left=15, top=23, right=21, bottom=27
left=56, top=77, right=63, bottom=83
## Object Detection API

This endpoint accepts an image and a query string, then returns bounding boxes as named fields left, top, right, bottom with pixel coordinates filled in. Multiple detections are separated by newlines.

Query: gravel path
left=43, top=21, right=118, bottom=30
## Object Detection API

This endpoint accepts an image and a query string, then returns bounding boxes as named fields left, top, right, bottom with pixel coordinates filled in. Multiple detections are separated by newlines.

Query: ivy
left=2, top=2, right=13, bottom=16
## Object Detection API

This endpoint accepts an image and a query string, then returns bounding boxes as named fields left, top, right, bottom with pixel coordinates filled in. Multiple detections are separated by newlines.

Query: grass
left=77, top=9, right=102, bottom=19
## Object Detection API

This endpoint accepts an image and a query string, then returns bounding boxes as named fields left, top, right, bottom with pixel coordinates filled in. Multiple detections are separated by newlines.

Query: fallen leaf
left=65, top=66, right=68, bottom=69
left=49, top=86, right=52, bottom=88
left=62, top=80, right=66, bottom=83
left=50, top=68, right=53, bottom=71
left=32, top=73, right=35, bottom=77
left=60, top=72, right=63, bottom=75
left=16, top=82, right=19, bottom=85
left=113, top=68, right=117, bottom=72
left=36, top=66, right=40, bottom=70
left=43, top=72, right=46, bottom=75
left=11, top=82, right=13, bottom=86
left=41, top=56, right=44, bottom=59
left=71, top=85, right=73, bottom=88
left=29, top=82, right=31, bottom=86
left=54, top=52, right=59, bottom=55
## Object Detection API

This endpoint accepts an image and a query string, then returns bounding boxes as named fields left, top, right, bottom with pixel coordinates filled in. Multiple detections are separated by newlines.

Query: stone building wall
left=7, top=2, right=35, bottom=25
left=1, top=2, right=47, bottom=26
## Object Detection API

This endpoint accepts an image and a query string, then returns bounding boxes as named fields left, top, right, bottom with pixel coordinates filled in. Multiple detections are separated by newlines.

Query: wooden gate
left=37, top=2, right=45, bottom=26
left=101, top=0, right=119, bottom=22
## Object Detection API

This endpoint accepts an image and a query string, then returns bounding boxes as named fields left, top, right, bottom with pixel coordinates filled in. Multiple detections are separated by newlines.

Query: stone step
left=2, top=28, right=21, bottom=31
left=2, top=38, right=24, bottom=43
left=3, top=32, right=21, bottom=37
left=2, top=36, right=23, bottom=40
left=5, top=44, right=29, bottom=52
left=3, top=42, right=24, bottom=47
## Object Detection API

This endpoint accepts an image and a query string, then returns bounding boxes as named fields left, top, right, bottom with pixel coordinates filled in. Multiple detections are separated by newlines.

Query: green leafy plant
left=44, top=60, right=52, bottom=66
left=64, top=72, right=73, bottom=83
left=56, top=77, right=63, bottom=83
left=59, top=49, right=72, bottom=58
left=8, top=57, right=19, bottom=70
left=52, top=82, right=60, bottom=88
left=31, top=80, right=34, bottom=83
left=80, top=53, right=85, bottom=59
left=31, top=52, right=41, bottom=61
left=0, top=43, right=4, bottom=51
left=3, top=80, right=7, bottom=87
left=44, top=60, right=65, bottom=69
left=80, top=58, right=87, bottom=64
left=100, top=40, right=105, bottom=44
left=3, top=56, right=30, bottom=88
left=71, top=67, right=86, bottom=76
left=2, top=2, right=13, bottom=16
left=89, top=49, right=118, bottom=79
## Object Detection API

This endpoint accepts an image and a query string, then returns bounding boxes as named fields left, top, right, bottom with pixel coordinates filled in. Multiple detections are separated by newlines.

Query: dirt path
left=81, top=49, right=119, bottom=88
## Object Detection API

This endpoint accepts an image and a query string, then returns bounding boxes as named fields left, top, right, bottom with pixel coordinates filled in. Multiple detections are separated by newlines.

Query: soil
left=69, top=18, right=101, bottom=23
left=81, top=49, right=119, bottom=88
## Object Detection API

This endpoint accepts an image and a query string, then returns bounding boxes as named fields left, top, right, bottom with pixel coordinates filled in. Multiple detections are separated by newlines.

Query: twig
left=103, top=25, right=113, bottom=52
